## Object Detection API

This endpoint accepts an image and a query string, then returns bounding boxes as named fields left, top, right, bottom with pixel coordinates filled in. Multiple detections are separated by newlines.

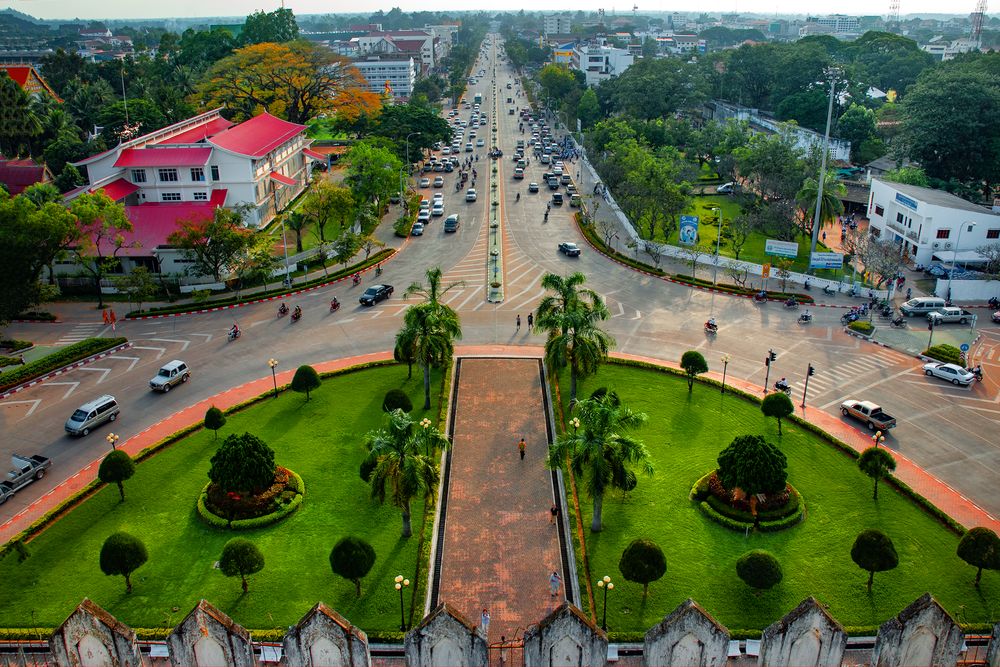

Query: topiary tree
left=736, top=550, right=783, bottom=592
left=956, top=526, right=1000, bottom=587
left=858, top=447, right=896, bottom=500
left=329, top=536, right=377, bottom=597
left=291, top=365, right=321, bottom=401
left=219, top=538, right=265, bottom=593
left=851, top=529, right=899, bottom=593
left=760, top=392, right=794, bottom=435
left=618, top=538, right=666, bottom=596
left=382, top=388, right=413, bottom=413
left=204, top=406, right=226, bottom=440
left=680, top=351, right=708, bottom=393
left=208, top=433, right=276, bottom=495
left=99, top=532, right=148, bottom=593
left=98, top=450, right=135, bottom=501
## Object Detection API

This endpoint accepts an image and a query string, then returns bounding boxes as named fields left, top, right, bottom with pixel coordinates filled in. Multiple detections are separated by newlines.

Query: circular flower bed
left=196, top=466, right=304, bottom=530
left=690, top=470, right=804, bottom=532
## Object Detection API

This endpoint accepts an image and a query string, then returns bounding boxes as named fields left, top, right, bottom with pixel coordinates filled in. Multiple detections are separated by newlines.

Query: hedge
left=698, top=498, right=805, bottom=533
left=0, top=339, right=33, bottom=352
left=848, top=320, right=875, bottom=335
left=195, top=469, right=305, bottom=531
left=0, top=337, right=127, bottom=393
left=13, top=311, right=56, bottom=321
left=923, top=344, right=963, bottom=365
left=394, top=193, right=423, bottom=237
left=125, top=249, right=394, bottom=318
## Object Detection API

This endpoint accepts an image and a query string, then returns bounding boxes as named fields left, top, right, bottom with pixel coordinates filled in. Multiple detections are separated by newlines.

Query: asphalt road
left=2, top=37, right=998, bottom=523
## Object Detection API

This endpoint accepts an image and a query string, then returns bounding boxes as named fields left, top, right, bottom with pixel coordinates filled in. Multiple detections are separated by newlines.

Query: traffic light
left=808, top=365, right=815, bottom=376
left=765, top=357, right=770, bottom=367
left=769, top=350, right=777, bottom=362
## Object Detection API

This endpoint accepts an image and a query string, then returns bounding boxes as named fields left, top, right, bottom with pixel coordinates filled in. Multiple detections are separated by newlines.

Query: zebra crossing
left=54, top=323, right=106, bottom=346
left=788, top=348, right=912, bottom=397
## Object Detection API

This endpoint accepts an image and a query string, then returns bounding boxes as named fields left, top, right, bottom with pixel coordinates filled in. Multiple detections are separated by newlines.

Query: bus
left=474, top=93, right=482, bottom=105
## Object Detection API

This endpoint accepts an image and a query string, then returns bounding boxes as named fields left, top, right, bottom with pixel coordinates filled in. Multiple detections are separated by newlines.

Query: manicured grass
left=556, top=364, right=998, bottom=634
left=0, top=365, right=442, bottom=633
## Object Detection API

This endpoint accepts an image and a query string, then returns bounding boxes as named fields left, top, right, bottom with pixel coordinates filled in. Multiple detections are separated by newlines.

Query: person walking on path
left=518, top=437, right=526, bottom=460
left=516, top=314, right=521, bottom=331
left=481, top=608, right=491, bottom=636
left=549, top=571, right=562, bottom=597
left=550, top=504, right=560, bottom=524
left=527, top=312, right=533, bottom=330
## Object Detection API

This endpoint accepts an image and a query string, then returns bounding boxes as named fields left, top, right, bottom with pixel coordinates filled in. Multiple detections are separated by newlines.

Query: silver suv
left=149, top=360, right=190, bottom=392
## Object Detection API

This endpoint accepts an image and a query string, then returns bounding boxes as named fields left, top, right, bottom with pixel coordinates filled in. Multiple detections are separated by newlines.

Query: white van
left=65, top=395, right=120, bottom=436
left=900, top=297, right=947, bottom=317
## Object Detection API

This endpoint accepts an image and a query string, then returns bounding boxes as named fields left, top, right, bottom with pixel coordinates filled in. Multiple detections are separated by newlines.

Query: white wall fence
left=934, top=279, right=1000, bottom=302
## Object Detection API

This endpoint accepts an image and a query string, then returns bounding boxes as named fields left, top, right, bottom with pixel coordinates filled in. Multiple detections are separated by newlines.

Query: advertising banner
left=679, top=215, right=699, bottom=245
left=764, top=239, right=799, bottom=258
left=809, top=252, right=844, bottom=269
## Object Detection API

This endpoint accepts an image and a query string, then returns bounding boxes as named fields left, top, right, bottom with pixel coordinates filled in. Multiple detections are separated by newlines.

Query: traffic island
left=196, top=466, right=304, bottom=530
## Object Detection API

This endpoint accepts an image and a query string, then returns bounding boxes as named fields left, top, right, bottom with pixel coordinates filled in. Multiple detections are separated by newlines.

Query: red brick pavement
left=436, top=357, right=564, bottom=643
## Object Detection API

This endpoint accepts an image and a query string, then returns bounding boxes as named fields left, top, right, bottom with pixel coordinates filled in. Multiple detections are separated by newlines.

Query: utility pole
left=809, top=69, right=839, bottom=271
left=801, top=364, right=815, bottom=408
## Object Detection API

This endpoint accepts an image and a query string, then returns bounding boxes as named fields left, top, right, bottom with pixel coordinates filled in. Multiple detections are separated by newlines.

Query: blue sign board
left=895, top=192, right=918, bottom=211
left=960, top=343, right=970, bottom=352
left=809, top=251, right=844, bottom=270
left=679, top=215, right=699, bottom=245
left=764, top=239, right=799, bottom=258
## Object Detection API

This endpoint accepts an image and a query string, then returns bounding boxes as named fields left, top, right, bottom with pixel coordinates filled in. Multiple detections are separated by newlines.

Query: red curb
left=0, top=343, right=132, bottom=400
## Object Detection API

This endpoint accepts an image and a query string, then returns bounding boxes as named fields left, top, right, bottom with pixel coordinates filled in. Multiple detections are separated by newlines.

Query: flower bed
left=196, top=467, right=304, bottom=530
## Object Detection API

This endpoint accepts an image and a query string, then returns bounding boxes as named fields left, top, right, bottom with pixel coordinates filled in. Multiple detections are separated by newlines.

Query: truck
left=840, top=400, right=897, bottom=431
left=474, top=93, right=482, bottom=105
left=927, top=307, right=973, bottom=325
left=0, top=454, right=51, bottom=504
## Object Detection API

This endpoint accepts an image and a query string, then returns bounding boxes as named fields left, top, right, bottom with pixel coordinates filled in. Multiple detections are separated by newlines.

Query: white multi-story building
left=544, top=14, right=573, bottom=36
left=571, top=45, right=634, bottom=86
left=353, top=57, right=416, bottom=98
left=704, top=100, right=852, bottom=162
left=66, top=108, right=323, bottom=277
left=867, top=179, right=1000, bottom=267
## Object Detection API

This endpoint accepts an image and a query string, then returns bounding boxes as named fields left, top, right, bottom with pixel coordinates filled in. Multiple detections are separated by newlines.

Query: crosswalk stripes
left=788, top=349, right=910, bottom=396
left=54, top=323, right=105, bottom=346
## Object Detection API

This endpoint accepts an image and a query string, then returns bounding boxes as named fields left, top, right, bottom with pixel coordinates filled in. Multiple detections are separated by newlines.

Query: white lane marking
left=108, top=355, right=141, bottom=372
left=76, top=367, right=112, bottom=384
left=1, top=399, right=42, bottom=417
left=147, top=338, right=191, bottom=351
left=132, top=346, right=166, bottom=360
left=45, top=381, right=80, bottom=399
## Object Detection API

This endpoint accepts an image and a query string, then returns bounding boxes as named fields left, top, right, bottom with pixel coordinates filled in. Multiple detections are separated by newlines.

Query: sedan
left=433, top=176, right=444, bottom=188
left=417, top=210, right=431, bottom=223
left=432, top=202, right=445, bottom=217
left=419, top=178, right=431, bottom=188
left=558, top=242, right=581, bottom=257
left=411, top=222, right=425, bottom=236
left=922, top=362, right=975, bottom=386
left=466, top=188, right=477, bottom=202
left=993, top=311, right=1000, bottom=323
left=528, top=182, right=539, bottom=193
left=476, top=139, right=485, bottom=147
left=359, top=284, right=394, bottom=306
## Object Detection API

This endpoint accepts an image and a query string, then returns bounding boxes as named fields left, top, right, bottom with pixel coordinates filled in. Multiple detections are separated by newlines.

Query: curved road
left=2, top=37, right=999, bottom=529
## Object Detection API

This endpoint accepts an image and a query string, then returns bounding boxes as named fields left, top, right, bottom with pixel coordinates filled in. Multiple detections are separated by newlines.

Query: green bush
left=14, top=311, right=56, bottom=321
left=196, top=470, right=304, bottom=530
left=382, top=388, right=413, bottom=412
left=848, top=320, right=875, bottom=334
left=924, top=344, right=963, bottom=365
left=0, top=339, right=32, bottom=352
left=0, top=338, right=127, bottom=392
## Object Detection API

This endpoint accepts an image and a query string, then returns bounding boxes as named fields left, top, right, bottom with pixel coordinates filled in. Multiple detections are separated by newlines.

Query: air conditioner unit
left=944, top=242, right=953, bottom=249
left=932, top=242, right=941, bottom=249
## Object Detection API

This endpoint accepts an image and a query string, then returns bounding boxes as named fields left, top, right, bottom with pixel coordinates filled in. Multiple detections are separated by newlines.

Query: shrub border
left=195, top=469, right=305, bottom=530
left=0, top=338, right=129, bottom=394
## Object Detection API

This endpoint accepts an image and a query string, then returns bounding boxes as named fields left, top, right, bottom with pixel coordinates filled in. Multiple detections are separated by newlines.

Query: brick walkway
left=435, top=357, right=564, bottom=642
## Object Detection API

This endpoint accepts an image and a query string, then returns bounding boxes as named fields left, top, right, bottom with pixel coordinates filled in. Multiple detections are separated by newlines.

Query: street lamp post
left=569, top=417, right=580, bottom=456
left=720, top=354, right=731, bottom=394
left=597, top=575, right=613, bottom=631
left=712, top=207, right=723, bottom=286
left=106, top=432, right=120, bottom=451
left=872, top=430, right=885, bottom=448
left=946, top=222, right=976, bottom=303
left=394, top=575, right=410, bottom=631
left=808, top=68, right=841, bottom=268
left=419, top=417, right=432, bottom=455
left=268, top=358, right=279, bottom=399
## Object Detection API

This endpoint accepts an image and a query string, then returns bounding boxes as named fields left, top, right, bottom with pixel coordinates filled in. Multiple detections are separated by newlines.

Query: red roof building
left=0, top=66, right=61, bottom=101
left=0, top=159, right=54, bottom=195
left=209, top=113, right=307, bottom=158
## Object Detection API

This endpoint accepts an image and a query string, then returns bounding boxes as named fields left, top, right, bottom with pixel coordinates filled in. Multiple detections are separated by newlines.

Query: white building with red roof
left=65, top=108, right=325, bottom=278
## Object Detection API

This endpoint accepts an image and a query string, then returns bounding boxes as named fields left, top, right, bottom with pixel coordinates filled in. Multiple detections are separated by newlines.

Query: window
left=987, top=229, right=1000, bottom=239
left=158, top=168, right=178, bottom=182
left=210, top=165, right=220, bottom=181
left=193, top=192, right=208, bottom=201
left=131, top=169, right=147, bottom=183
left=896, top=212, right=905, bottom=223
left=874, top=205, right=884, bottom=217
left=161, top=192, right=182, bottom=201
left=871, top=226, right=881, bottom=237
left=190, top=167, right=205, bottom=182
left=936, top=229, right=951, bottom=239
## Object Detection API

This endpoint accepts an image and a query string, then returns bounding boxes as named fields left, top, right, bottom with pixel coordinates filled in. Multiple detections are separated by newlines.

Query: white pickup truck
left=0, top=454, right=51, bottom=504
left=840, top=400, right=897, bottom=431
left=927, top=307, right=973, bottom=325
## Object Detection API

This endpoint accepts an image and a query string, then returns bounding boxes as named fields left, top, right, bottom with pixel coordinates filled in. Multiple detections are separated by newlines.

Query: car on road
left=359, top=284, right=394, bottom=306
left=927, top=307, right=973, bottom=325
left=994, top=311, right=1000, bottom=323
left=0, top=454, right=51, bottom=505
left=513, top=168, right=524, bottom=179
left=417, top=210, right=431, bottom=223
left=419, top=178, right=430, bottom=188
left=433, top=176, right=444, bottom=188
left=840, top=400, right=896, bottom=431
left=476, top=139, right=485, bottom=147
left=528, top=182, right=539, bottom=193
left=922, top=362, right=975, bottom=386
left=466, top=188, right=477, bottom=202
left=149, top=360, right=190, bottom=392
left=442, top=147, right=451, bottom=155
left=65, top=395, right=119, bottom=436
left=432, top=202, right=445, bottom=217
left=551, top=192, right=564, bottom=205
left=444, top=214, right=461, bottom=232
left=558, top=242, right=581, bottom=257
left=411, top=222, right=425, bottom=236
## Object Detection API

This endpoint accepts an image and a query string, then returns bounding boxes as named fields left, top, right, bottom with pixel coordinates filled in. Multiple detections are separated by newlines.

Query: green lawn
left=0, top=365, right=442, bottom=634
left=556, top=364, right=998, bottom=634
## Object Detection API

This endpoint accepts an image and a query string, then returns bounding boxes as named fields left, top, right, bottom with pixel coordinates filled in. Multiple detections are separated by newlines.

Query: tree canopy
left=329, top=536, right=377, bottom=597
left=219, top=538, right=265, bottom=593
left=956, top=527, right=1000, bottom=587
left=851, top=529, right=899, bottom=592
left=99, top=532, right=148, bottom=593
left=736, top=550, right=783, bottom=591
left=208, top=432, right=277, bottom=495
left=619, top=539, right=666, bottom=596
left=717, top=434, right=788, bottom=497
left=98, top=450, right=136, bottom=502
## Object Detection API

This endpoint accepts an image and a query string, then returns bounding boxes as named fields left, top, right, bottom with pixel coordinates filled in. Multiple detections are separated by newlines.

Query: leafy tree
left=197, top=41, right=368, bottom=124
left=329, top=536, right=377, bottom=597
left=68, top=192, right=133, bottom=309
left=112, top=266, right=156, bottom=313
left=775, top=88, right=830, bottom=133
left=883, top=165, right=929, bottom=187
left=394, top=319, right=418, bottom=380
left=98, top=450, right=136, bottom=502
left=679, top=351, right=708, bottom=393
left=761, top=392, right=794, bottom=435
left=403, top=267, right=464, bottom=409
left=99, top=532, right=148, bottom=593
left=716, top=435, right=787, bottom=523
left=735, top=133, right=805, bottom=204
left=362, top=409, right=444, bottom=537
left=345, top=140, right=404, bottom=212
left=618, top=539, right=666, bottom=596
left=240, top=8, right=299, bottom=45
left=837, top=104, right=880, bottom=163
left=301, top=180, right=353, bottom=243
left=291, top=365, right=321, bottom=401
left=538, top=64, right=580, bottom=106
left=858, top=446, right=897, bottom=500
left=547, top=391, right=651, bottom=532
left=168, top=207, right=254, bottom=282
left=284, top=211, right=307, bottom=253
left=54, top=164, right=85, bottom=194
left=577, top=88, right=601, bottom=129
left=0, top=72, right=42, bottom=157
left=382, top=388, right=413, bottom=413
left=369, top=103, right=453, bottom=160
left=96, top=99, right=168, bottom=143
left=956, top=527, right=1000, bottom=586
left=204, top=406, right=226, bottom=440
left=736, top=550, right=783, bottom=591
left=851, top=529, right=899, bottom=593
left=208, top=433, right=276, bottom=495
left=795, top=173, right=846, bottom=238
left=602, top=57, right=707, bottom=120
left=219, top=538, right=265, bottom=593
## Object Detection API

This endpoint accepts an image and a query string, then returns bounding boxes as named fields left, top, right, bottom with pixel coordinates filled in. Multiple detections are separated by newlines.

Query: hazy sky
left=1, top=0, right=959, bottom=22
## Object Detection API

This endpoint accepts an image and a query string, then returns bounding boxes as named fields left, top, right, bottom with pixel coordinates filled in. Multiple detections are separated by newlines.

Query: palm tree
left=535, top=272, right=607, bottom=336
left=403, top=267, right=464, bottom=409
left=796, top=173, right=847, bottom=238
left=546, top=392, right=652, bottom=532
left=544, top=308, right=616, bottom=403
left=285, top=211, right=308, bottom=253
left=404, top=266, right=464, bottom=308
left=362, top=409, right=444, bottom=537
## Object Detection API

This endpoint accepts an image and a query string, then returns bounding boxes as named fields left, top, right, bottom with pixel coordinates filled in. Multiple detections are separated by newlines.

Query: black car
left=359, top=284, right=394, bottom=306
left=558, top=242, right=581, bottom=257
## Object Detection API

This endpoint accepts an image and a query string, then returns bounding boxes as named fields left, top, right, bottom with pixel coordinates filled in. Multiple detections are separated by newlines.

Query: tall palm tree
left=362, top=409, right=444, bottom=537
left=284, top=211, right=308, bottom=253
left=544, top=307, right=616, bottom=403
left=535, top=272, right=607, bottom=337
left=546, top=392, right=652, bottom=532
left=796, top=172, right=847, bottom=238
left=404, top=266, right=464, bottom=308
left=403, top=267, right=464, bottom=409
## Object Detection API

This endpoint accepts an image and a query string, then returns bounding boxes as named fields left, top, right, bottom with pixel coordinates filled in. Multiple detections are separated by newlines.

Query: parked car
left=926, top=307, right=973, bottom=325
left=359, top=284, right=394, bottom=306
left=417, top=210, right=431, bottom=223
left=839, top=400, right=897, bottom=431
left=466, top=188, right=477, bottom=202
left=922, top=362, right=975, bottom=386
left=432, top=202, right=445, bottom=217
left=149, top=360, right=190, bottom=392
left=558, top=242, right=581, bottom=257
left=419, top=178, right=431, bottom=188
left=411, top=222, right=425, bottom=236
left=717, top=182, right=736, bottom=193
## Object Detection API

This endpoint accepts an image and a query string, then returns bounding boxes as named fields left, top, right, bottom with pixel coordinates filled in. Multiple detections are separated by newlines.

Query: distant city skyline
left=1, top=0, right=980, bottom=22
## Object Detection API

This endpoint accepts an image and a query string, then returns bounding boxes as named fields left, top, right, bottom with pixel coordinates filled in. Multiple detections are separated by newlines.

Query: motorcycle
left=277, top=304, right=288, bottom=317
left=803, top=279, right=811, bottom=291
left=228, top=327, right=241, bottom=342
left=823, top=284, right=837, bottom=295
left=798, top=312, right=813, bottom=323
left=704, top=322, right=718, bottom=335
left=753, top=293, right=768, bottom=303
left=784, top=299, right=799, bottom=309
left=330, top=299, right=341, bottom=313
left=967, top=366, right=984, bottom=382
left=841, top=312, right=860, bottom=325
left=773, top=382, right=792, bottom=396
left=879, top=304, right=893, bottom=318
left=989, top=296, right=1000, bottom=309
left=352, top=273, right=361, bottom=287
left=889, top=316, right=907, bottom=329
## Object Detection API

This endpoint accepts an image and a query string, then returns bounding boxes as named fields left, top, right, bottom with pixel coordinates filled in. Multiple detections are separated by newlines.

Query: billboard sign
left=764, top=239, right=799, bottom=258
left=679, top=215, right=699, bottom=245
left=809, top=252, right=844, bottom=269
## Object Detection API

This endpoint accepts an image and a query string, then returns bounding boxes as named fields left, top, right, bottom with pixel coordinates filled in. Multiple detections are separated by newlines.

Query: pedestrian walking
left=516, top=314, right=521, bottom=331
left=518, top=437, right=526, bottom=460
left=906, top=287, right=912, bottom=300
left=481, top=608, right=491, bottom=636
left=549, top=571, right=562, bottom=597
left=527, top=312, right=533, bottom=329
left=549, top=504, right=560, bottom=524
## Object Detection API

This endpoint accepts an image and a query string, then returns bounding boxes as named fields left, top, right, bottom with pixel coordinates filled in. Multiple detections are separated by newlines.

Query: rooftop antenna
left=970, top=0, right=987, bottom=46
left=888, top=0, right=901, bottom=32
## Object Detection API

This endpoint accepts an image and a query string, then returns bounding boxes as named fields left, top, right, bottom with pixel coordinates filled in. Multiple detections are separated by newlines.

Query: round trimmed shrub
left=208, top=432, right=276, bottom=495
left=736, top=550, right=783, bottom=591
left=382, top=388, right=413, bottom=413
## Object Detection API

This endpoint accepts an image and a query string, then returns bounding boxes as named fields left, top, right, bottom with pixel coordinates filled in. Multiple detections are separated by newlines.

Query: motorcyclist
left=785, top=297, right=797, bottom=307
left=705, top=317, right=718, bottom=331
left=804, top=278, right=811, bottom=290
left=516, top=192, right=520, bottom=202
left=775, top=377, right=789, bottom=391
left=968, top=364, right=983, bottom=379
left=229, top=323, right=240, bottom=338
left=278, top=303, right=288, bottom=315
left=756, top=290, right=767, bottom=301
left=330, top=297, right=340, bottom=310
left=800, top=310, right=812, bottom=321
left=293, top=305, right=302, bottom=318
